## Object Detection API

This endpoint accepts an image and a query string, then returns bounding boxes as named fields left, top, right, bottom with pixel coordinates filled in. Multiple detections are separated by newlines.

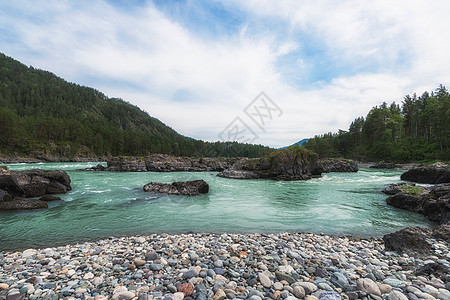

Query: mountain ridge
left=0, top=52, right=273, bottom=158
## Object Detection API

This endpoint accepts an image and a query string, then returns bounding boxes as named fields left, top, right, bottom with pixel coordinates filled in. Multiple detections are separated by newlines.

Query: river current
left=0, top=162, right=432, bottom=250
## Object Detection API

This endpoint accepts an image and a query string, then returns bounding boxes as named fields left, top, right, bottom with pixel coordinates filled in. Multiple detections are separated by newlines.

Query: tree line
left=0, top=53, right=272, bottom=158
left=304, top=85, right=449, bottom=162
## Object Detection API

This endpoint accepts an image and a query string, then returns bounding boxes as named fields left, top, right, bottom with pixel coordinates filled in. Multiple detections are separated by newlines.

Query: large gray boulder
left=143, top=179, right=209, bottom=196
left=8, top=169, right=71, bottom=197
left=401, top=163, right=450, bottom=184
left=0, top=167, right=71, bottom=211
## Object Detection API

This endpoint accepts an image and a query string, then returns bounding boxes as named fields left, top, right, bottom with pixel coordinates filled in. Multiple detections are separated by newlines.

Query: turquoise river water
left=0, top=162, right=433, bottom=251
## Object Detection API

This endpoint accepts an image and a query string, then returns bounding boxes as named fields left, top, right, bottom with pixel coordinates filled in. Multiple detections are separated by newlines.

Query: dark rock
left=383, top=224, right=450, bottom=255
left=219, top=147, right=321, bottom=181
left=316, top=158, right=358, bottom=173
left=0, top=167, right=71, bottom=197
left=6, top=293, right=25, bottom=300
left=83, top=164, right=106, bottom=171
left=401, top=163, right=450, bottom=184
left=0, top=167, right=24, bottom=195
left=382, top=182, right=416, bottom=195
left=415, top=262, right=448, bottom=280
left=143, top=180, right=209, bottom=196
left=216, top=169, right=260, bottom=179
left=330, top=272, right=349, bottom=289
left=383, top=226, right=432, bottom=255
left=370, top=162, right=400, bottom=169
left=0, top=197, right=48, bottom=210
left=0, top=189, right=13, bottom=202
left=104, top=154, right=237, bottom=172
left=172, top=180, right=209, bottom=195
left=39, top=195, right=62, bottom=202
left=386, top=183, right=450, bottom=224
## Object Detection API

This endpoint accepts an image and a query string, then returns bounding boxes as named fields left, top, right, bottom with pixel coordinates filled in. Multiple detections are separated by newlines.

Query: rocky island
left=0, top=167, right=71, bottom=210
left=88, top=147, right=358, bottom=182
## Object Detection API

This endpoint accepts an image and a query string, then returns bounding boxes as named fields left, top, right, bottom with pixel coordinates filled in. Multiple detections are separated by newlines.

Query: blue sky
left=1, top=0, right=450, bottom=147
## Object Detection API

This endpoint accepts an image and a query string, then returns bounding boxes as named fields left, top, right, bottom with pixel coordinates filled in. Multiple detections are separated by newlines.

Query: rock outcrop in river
left=383, top=182, right=450, bottom=224
left=400, top=163, right=450, bottom=184
left=0, top=167, right=71, bottom=210
left=218, top=147, right=321, bottom=181
left=143, top=180, right=209, bottom=196
left=218, top=151, right=358, bottom=181
left=87, top=150, right=358, bottom=181
left=95, top=154, right=238, bottom=172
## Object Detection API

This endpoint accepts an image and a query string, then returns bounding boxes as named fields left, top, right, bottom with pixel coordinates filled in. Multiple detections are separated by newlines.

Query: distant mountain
left=279, top=138, right=309, bottom=149
left=0, top=53, right=273, bottom=158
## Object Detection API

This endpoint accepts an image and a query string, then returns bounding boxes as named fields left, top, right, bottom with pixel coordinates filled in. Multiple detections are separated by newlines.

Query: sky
left=1, top=0, right=450, bottom=148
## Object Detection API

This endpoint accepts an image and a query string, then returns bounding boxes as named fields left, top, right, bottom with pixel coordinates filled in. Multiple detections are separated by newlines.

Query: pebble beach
left=0, top=232, right=449, bottom=300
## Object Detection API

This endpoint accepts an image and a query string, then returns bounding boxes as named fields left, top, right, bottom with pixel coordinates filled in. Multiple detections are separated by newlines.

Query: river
left=0, top=162, right=432, bottom=250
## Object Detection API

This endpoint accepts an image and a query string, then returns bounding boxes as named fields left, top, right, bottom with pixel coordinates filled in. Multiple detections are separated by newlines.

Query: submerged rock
left=400, top=163, right=450, bottom=184
left=143, top=179, right=209, bottom=196
left=0, top=197, right=48, bottom=210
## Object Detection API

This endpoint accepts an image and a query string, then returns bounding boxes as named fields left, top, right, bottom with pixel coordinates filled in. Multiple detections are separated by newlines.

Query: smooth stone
left=212, top=289, right=226, bottom=300
left=317, top=283, right=333, bottom=291
left=275, top=272, right=295, bottom=284
left=296, top=282, right=317, bottom=295
left=134, top=258, right=146, bottom=267
left=183, top=270, right=197, bottom=279
left=383, top=279, right=405, bottom=289
left=149, top=264, right=163, bottom=271
left=379, top=284, right=392, bottom=294
left=437, top=290, right=450, bottom=300
left=387, top=290, right=408, bottom=300
left=258, top=273, right=272, bottom=288
left=356, top=278, right=381, bottom=296
left=318, top=292, right=341, bottom=300
left=273, top=282, right=283, bottom=291
left=293, top=286, right=306, bottom=299
left=330, top=272, right=348, bottom=289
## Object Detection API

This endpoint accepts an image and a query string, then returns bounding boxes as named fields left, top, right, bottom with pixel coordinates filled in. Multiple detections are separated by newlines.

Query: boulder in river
left=400, top=163, right=450, bottom=184
left=143, top=179, right=209, bottom=196
left=0, top=167, right=71, bottom=210
left=385, top=183, right=450, bottom=224
left=218, top=147, right=321, bottom=181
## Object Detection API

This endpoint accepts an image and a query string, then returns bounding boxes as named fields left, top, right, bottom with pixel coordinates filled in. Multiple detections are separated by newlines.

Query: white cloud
left=1, top=0, right=449, bottom=148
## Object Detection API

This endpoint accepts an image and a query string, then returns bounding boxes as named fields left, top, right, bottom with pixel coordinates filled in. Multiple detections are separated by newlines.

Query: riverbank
left=0, top=232, right=448, bottom=300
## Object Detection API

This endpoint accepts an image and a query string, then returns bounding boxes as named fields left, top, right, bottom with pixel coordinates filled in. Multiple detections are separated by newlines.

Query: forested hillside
left=304, top=85, right=450, bottom=162
left=0, top=53, right=272, bottom=158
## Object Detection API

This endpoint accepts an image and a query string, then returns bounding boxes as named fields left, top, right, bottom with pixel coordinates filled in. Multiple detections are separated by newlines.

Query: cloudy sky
left=1, top=0, right=450, bottom=147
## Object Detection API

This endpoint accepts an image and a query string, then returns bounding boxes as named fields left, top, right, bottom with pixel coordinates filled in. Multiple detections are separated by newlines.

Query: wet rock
left=401, top=164, right=450, bottom=184
left=143, top=180, right=209, bottom=196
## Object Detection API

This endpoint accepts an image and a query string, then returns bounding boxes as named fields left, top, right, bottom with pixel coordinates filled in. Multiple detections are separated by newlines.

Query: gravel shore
left=0, top=232, right=449, bottom=300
